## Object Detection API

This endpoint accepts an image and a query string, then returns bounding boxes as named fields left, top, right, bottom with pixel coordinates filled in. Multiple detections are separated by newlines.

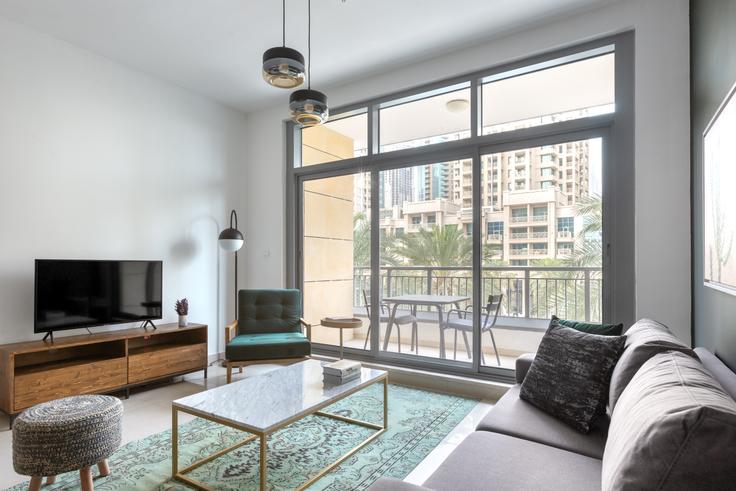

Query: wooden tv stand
left=0, top=323, right=207, bottom=426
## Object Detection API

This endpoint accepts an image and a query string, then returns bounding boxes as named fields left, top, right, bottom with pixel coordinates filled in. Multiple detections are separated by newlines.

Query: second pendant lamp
left=289, top=0, right=329, bottom=127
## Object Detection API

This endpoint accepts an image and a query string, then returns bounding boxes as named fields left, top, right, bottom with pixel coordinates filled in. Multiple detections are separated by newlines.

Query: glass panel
left=300, top=112, right=367, bottom=166
left=482, top=53, right=614, bottom=135
left=302, top=171, right=371, bottom=352
left=480, top=138, right=603, bottom=368
left=378, top=160, right=473, bottom=363
left=380, top=86, right=471, bottom=153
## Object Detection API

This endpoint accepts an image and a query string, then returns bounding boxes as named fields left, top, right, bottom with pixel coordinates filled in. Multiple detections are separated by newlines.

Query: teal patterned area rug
left=7, top=384, right=477, bottom=491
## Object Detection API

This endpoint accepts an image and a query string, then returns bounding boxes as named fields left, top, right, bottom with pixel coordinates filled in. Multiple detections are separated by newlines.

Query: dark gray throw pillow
left=520, top=324, right=626, bottom=433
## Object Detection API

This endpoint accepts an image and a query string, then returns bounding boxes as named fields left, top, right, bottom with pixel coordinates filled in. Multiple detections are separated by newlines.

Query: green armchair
left=224, top=289, right=312, bottom=383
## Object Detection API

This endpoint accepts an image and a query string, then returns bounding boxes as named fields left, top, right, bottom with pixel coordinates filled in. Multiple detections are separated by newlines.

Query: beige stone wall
left=302, top=125, right=357, bottom=345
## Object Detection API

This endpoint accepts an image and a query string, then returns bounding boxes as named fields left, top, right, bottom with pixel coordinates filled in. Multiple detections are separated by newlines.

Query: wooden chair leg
left=46, top=476, right=56, bottom=485
left=28, top=476, right=42, bottom=491
left=80, top=467, right=93, bottom=491
left=98, top=459, right=110, bottom=477
left=226, top=363, right=232, bottom=384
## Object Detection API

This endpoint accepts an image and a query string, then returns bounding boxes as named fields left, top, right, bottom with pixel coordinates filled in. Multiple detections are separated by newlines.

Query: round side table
left=319, top=317, right=363, bottom=359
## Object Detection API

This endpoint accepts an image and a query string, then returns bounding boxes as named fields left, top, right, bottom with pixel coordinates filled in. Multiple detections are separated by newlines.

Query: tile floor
left=0, top=362, right=493, bottom=490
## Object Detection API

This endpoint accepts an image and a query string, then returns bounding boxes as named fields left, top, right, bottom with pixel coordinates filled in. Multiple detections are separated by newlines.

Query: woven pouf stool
left=13, top=394, right=123, bottom=491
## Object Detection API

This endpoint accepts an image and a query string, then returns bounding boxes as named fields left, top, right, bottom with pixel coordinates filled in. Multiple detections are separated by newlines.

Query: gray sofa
left=369, top=319, right=736, bottom=491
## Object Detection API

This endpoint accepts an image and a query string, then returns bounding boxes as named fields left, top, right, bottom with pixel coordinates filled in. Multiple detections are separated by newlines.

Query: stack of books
left=323, top=360, right=362, bottom=385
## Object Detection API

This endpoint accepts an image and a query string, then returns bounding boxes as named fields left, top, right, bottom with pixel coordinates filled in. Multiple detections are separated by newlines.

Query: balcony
left=510, top=248, right=529, bottom=256
left=531, top=214, right=548, bottom=222
left=530, top=248, right=548, bottom=255
left=510, top=232, right=528, bottom=240
left=511, top=215, right=528, bottom=223
left=531, top=231, right=548, bottom=239
left=350, top=266, right=603, bottom=368
left=487, top=233, right=503, bottom=241
left=557, top=230, right=574, bottom=240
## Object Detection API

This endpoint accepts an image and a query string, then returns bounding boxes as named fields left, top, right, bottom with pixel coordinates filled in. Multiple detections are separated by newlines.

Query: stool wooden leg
left=80, top=467, right=93, bottom=491
left=239, top=366, right=243, bottom=373
left=28, top=476, right=42, bottom=491
left=46, top=476, right=56, bottom=485
left=98, top=459, right=110, bottom=477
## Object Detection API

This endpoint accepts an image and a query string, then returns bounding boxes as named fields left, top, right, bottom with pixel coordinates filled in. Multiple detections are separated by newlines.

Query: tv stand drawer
left=14, top=357, right=127, bottom=411
left=128, top=343, right=206, bottom=384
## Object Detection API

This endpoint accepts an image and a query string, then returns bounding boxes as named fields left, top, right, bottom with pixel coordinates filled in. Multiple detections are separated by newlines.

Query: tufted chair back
left=238, top=289, right=302, bottom=334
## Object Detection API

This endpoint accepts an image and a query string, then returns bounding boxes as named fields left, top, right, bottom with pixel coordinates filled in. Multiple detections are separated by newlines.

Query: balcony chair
left=444, top=294, right=503, bottom=366
left=361, top=290, right=418, bottom=353
left=224, top=289, right=311, bottom=383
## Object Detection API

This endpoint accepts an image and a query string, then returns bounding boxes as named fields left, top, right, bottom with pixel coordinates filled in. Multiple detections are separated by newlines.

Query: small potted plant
left=175, top=298, right=189, bottom=327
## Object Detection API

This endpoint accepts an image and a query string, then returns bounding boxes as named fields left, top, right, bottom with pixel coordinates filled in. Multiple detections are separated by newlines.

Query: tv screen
left=35, top=260, right=163, bottom=333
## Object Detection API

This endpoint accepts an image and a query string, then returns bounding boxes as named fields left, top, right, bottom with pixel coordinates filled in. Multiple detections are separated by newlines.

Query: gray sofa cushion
left=694, top=347, right=736, bottom=401
left=608, top=318, right=696, bottom=410
left=602, top=351, right=736, bottom=491
left=476, top=384, right=608, bottom=459
left=424, top=431, right=602, bottom=491
left=515, top=352, right=535, bottom=383
left=520, top=324, right=625, bottom=433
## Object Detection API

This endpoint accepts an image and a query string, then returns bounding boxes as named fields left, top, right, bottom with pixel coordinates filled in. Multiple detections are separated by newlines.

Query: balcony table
left=381, top=294, right=469, bottom=358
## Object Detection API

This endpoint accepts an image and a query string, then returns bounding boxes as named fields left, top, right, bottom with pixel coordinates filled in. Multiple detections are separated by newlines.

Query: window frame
left=285, top=32, right=634, bottom=383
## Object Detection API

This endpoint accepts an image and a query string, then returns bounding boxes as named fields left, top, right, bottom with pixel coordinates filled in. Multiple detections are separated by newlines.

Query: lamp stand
left=234, top=249, right=238, bottom=320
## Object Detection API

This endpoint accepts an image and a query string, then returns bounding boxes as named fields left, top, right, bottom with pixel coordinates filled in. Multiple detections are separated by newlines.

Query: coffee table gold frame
left=171, top=374, right=388, bottom=491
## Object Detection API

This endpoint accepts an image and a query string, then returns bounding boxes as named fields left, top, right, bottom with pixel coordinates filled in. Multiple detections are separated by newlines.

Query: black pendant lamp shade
left=289, top=0, right=328, bottom=127
left=289, top=89, right=329, bottom=127
left=262, top=0, right=305, bottom=89
left=262, top=46, right=305, bottom=89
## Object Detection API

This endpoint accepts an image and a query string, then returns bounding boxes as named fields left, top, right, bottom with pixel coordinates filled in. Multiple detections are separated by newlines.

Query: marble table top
left=173, top=359, right=387, bottom=434
left=382, top=294, right=469, bottom=306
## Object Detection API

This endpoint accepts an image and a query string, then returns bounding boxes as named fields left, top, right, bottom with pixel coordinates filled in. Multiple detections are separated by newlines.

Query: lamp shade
left=218, top=227, right=244, bottom=252
left=262, top=47, right=305, bottom=89
left=289, top=89, right=328, bottom=127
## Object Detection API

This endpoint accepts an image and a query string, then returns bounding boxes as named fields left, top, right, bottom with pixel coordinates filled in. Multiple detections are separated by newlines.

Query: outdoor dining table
left=381, top=294, right=470, bottom=358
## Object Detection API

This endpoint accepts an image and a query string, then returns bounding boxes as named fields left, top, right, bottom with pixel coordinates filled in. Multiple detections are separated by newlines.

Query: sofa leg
left=46, top=476, right=56, bottom=485
left=226, top=363, right=232, bottom=384
left=239, top=367, right=243, bottom=373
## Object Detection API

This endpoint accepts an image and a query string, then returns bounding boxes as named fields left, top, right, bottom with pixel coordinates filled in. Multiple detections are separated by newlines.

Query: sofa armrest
left=225, top=320, right=238, bottom=344
left=367, top=478, right=434, bottom=491
left=300, top=318, right=312, bottom=341
left=515, top=353, right=536, bottom=384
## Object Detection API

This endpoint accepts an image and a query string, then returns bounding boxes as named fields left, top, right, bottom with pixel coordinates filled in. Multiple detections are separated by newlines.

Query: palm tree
left=392, top=225, right=472, bottom=267
left=568, top=195, right=602, bottom=268
left=353, top=212, right=400, bottom=267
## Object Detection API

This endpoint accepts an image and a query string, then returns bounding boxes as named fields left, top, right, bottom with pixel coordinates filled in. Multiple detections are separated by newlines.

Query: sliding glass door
left=289, top=34, right=632, bottom=380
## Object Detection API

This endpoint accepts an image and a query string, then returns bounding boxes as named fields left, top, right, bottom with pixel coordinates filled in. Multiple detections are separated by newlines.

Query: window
left=290, top=35, right=632, bottom=381
left=487, top=221, right=503, bottom=237
left=380, top=84, right=471, bottom=153
left=300, top=111, right=367, bottom=166
left=482, top=51, right=614, bottom=135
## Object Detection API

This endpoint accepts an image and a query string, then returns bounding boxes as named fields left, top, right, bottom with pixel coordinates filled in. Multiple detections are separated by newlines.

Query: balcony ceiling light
left=446, top=98, right=470, bottom=113
left=262, top=0, right=305, bottom=89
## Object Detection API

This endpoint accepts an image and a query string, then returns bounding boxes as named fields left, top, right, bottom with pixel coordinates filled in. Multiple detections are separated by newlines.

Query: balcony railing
left=511, top=215, right=528, bottom=223
left=532, top=214, right=548, bottom=222
left=510, top=232, right=528, bottom=239
left=510, top=248, right=529, bottom=256
left=531, top=231, right=548, bottom=239
left=353, top=266, right=602, bottom=322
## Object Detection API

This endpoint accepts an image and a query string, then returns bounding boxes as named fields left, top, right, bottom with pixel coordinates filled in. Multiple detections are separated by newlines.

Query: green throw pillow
left=550, top=315, right=623, bottom=336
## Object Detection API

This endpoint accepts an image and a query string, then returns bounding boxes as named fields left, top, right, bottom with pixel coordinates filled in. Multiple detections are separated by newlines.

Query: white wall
left=239, top=0, right=692, bottom=343
left=0, top=17, right=247, bottom=355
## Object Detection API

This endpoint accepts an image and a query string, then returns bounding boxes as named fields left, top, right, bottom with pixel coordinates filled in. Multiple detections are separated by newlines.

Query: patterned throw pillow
left=550, top=315, right=623, bottom=336
left=520, top=324, right=626, bottom=433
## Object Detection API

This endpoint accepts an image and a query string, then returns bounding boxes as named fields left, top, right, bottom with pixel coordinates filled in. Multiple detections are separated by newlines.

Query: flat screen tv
left=34, top=259, right=163, bottom=335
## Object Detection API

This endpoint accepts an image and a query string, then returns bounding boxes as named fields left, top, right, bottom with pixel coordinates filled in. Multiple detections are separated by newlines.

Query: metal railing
left=353, top=265, right=602, bottom=322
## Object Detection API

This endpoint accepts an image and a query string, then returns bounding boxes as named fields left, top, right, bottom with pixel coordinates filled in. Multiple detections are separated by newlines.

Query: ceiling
left=0, top=0, right=616, bottom=113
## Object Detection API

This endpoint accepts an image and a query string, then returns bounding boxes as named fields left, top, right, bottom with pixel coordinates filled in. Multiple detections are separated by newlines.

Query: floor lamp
left=218, top=209, right=244, bottom=321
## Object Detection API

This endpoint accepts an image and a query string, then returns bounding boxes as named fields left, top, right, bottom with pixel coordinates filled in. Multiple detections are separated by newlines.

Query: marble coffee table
left=171, top=359, right=388, bottom=490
